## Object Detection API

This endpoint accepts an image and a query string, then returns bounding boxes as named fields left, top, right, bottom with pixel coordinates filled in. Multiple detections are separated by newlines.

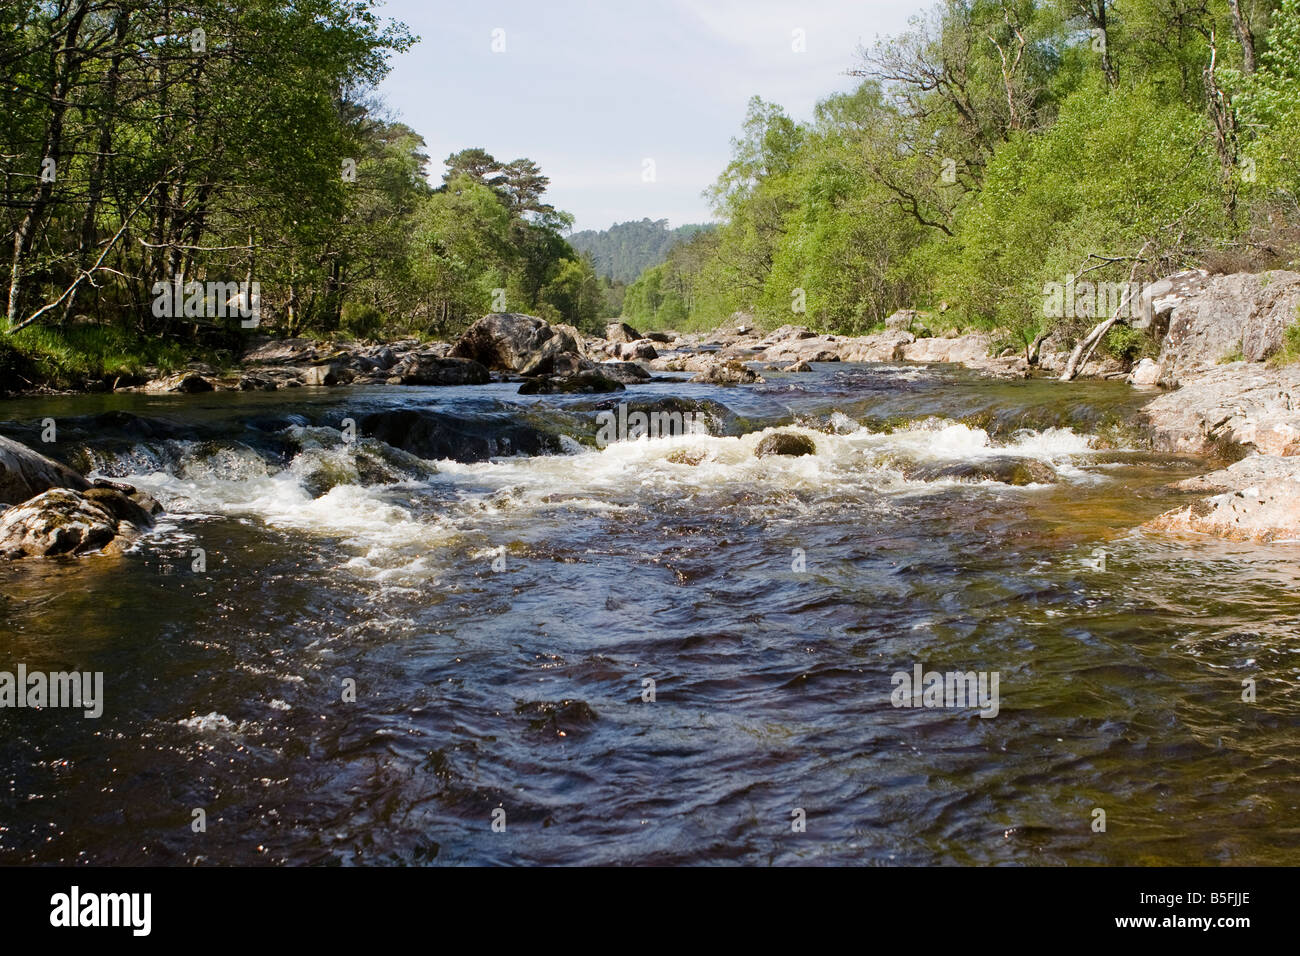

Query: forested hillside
left=624, top=0, right=1300, bottom=357
left=0, top=1, right=604, bottom=385
left=568, top=219, right=715, bottom=283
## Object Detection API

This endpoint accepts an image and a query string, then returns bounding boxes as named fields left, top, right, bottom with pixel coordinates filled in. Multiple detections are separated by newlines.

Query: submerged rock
left=755, top=432, right=817, bottom=458
left=906, top=457, right=1057, bottom=486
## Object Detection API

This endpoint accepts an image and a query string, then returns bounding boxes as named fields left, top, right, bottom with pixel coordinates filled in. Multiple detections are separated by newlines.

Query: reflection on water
left=2, top=363, right=1299, bottom=865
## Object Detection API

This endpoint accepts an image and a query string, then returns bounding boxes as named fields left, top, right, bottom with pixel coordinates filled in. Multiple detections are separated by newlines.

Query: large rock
left=605, top=321, right=642, bottom=343
left=1155, top=270, right=1300, bottom=385
left=614, top=340, right=658, bottom=361
left=690, top=360, right=764, bottom=385
left=391, top=354, right=490, bottom=386
left=597, top=361, right=652, bottom=384
left=145, top=371, right=215, bottom=394
left=518, top=371, right=625, bottom=395
left=0, top=434, right=90, bottom=506
left=1145, top=475, right=1300, bottom=542
left=451, top=313, right=586, bottom=376
left=1141, top=364, right=1300, bottom=456
left=359, top=409, right=561, bottom=462
left=885, top=309, right=919, bottom=331
left=755, top=432, right=817, bottom=458
left=0, top=487, right=153, bottom=559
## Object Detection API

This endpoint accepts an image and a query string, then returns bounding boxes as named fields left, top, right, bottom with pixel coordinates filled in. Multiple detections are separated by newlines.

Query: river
left=2, top=360, right=1299, bottom=865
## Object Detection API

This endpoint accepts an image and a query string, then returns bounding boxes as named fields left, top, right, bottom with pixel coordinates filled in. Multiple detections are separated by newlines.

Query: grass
left=1, top=324, right=233, bottom=390
left=1267, top=319, right=1300, bottom=367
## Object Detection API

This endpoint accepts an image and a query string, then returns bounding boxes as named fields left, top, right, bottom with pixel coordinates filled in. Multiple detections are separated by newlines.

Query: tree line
left=625, top=0, right=1300, bottom=360
left=1, top=0, right=603, bottom=384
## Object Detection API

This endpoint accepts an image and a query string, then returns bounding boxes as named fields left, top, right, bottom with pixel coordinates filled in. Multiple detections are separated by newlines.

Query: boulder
left=1126, top=357, right=1162, bottom=387
left=885, top=309, right=919, bottom=331
left=146, top=372, right=215, bottom=394
left=0, top=487, right=152, bottom=559
left=392, top=354, right=490, bottom=386
left=518, top=371, right=625, bottom=395
left=451, top=313, right=585, bottom=376
left=0, top=434, right=90, bottom=505
left=605, top=321, right=642, bottom=343
left=596, top=361, right=652, bottom=384
left=615, top=340, right=659, bottom=361
left=300, top=363, right=352, bottom=387
left=1154, top=270, right=1300, bottom=385
left=359, top=409, right=561, bottom=463
left=643, top=331, right=674, bottom=344
left=784, top=360, right=813, bottom=373
left=755, top=432, right=817, bottom=458
left=906, top=457, right=1057, bottom=486
left=1140, top=364, right=1300, bottom=456
left=690, top=360, right=764, bottom=385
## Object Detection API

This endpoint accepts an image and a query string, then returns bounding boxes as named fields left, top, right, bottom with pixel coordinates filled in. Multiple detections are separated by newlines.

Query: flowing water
left=2, top=361, right=1299, bottom=865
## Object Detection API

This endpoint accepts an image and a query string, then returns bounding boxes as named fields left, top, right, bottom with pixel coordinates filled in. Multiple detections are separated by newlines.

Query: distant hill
left=568, top=218, right=716, bottom=283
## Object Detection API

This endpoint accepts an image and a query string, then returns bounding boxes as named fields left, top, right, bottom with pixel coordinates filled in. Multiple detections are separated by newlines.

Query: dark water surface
left=2, top=362, right=1298, bottom=865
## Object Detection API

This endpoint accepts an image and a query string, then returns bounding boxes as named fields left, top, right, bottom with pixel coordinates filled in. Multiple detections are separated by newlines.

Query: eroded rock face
left=755, top=432, right=816, bottom=458
left=450, top=313, right=586, bottom=376
left=0, top=435, right=90, bottom=506
left=0, top=487, right=154, bottom=559
left=1140, top=364, right=1300, bottom=456
left=1155, top=270, right=1300, bottom=386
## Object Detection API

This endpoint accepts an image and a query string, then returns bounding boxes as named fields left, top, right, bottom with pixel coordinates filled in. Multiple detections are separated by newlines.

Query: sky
left=375, top=0, right=929, bottom=233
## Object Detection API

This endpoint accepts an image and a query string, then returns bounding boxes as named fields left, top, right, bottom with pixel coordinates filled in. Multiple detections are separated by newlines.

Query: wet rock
left=667, top=448, right=707, bottom=466
left=597, top=361, right=652, bottom=384
left=784, top=360, right=813, bottom=373
left=0, top=487, right=148, bottom=559
left=82, top=483, right=159, bottom=530
left=518, top=371, right=625, bottom=395
left=238, top=375, right=278, bottom=391
left=359, top=409, right=561, bottom=463
left=392, top=354, right=490, bottom=386
left=1145, top=476, right=1300, bottom=542
left=146, top=372, right=215, bottom=394
left=450, top=313, right=586, bottom=376
left=690, top=360, right=764, bottom=385
left=0, top=434, right=90, bottom=504
left=906, top=457, right=1057, bottom=485
left=755, top=432, right=817, bottom=458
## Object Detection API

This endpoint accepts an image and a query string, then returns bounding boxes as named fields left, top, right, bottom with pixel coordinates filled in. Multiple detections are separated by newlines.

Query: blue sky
left=375, top=0, right=928, bottom=233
